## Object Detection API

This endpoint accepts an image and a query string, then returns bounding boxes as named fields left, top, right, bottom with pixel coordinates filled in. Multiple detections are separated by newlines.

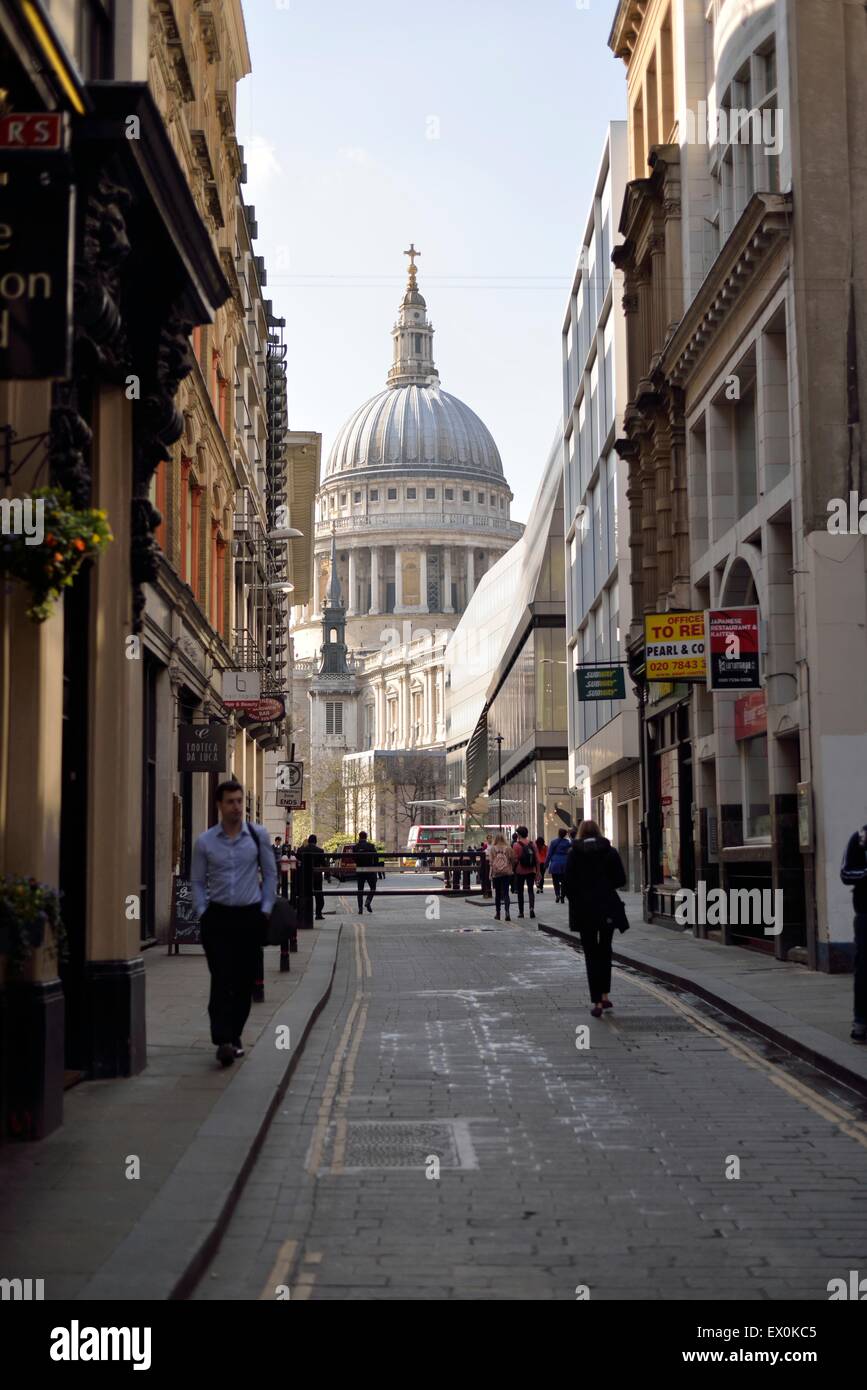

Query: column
left=466, top=546, right=475, bottom=603
left=423, top=668, right=433, bottom=744
left=443, top=546, right=454, bottom=612
left=347, top=546, right=357, bottom=615
left=402, top=675, right=413, bottom=747
left=395, top=547, right=404, bottom=611
left=419, top=546, right=429, bottom=612
left=369, top=545, right=380, bottom=614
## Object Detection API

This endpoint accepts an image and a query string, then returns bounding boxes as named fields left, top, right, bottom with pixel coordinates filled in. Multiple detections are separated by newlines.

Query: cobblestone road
left=195, top=886, right=867, bottom=1301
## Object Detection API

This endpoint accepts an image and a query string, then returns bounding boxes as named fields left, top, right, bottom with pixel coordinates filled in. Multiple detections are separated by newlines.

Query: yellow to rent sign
left=644, top=612, right=707, bottom=681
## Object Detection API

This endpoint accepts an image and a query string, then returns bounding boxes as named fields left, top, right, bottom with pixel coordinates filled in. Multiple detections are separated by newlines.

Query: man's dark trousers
left=855, top=913, right=867, bottom=1024
left=357, top=872, right=377, bottom=912
left=200, top=902, right=262, bottom=1045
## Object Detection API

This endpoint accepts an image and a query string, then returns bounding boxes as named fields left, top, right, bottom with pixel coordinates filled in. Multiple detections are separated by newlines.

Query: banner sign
left=644, top=612, right=707, bottom=681
left=178, top=722, right=228, bottom=772
left=706, top=607, right=761, bottom=690
left=577, top=666, right=626, bottom=701
left=0, top=152, right=74, bottom=379
left=734, top=690, right=767, bottom=741
left=229, top=696, right=285, bottom=722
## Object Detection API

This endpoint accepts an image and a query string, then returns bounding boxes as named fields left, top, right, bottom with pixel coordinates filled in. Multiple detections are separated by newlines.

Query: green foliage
left=0, top=488, right=113, bottom=622
left=0, top=874, right=67, bottom=975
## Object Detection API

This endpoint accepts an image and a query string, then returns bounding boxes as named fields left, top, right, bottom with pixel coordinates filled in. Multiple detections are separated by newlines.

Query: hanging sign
left=706, top=607, right=761, bottom=691
left=0, top=163, right=74, bottom=379
left=644, top=612, right=707, bottom=681
left=178, top=722, right=228, bottom=772
left=577, top=666, right=626, bottom=701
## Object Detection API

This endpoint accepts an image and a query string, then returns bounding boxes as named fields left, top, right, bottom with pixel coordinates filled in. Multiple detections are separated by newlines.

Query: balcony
left=313, top=512, right=524, bottom=540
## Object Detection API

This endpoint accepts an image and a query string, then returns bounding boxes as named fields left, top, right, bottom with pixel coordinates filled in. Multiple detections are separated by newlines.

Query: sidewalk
left=528, top=889, right=867, bottom=1096
left=0, top=917, right=343, bottom=1301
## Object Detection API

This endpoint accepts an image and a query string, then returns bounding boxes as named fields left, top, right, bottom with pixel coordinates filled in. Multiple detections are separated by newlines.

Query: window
left=742, top=735, right=770, bottom=839
left=387, top=487, right=397, bottom=500
left=426, top=487, right=436, bottom=499
left=414, top=334, right=422, bottom=353
left=490, top=494, right=496, bottom=507
left=325, top=701, right=344, bottom=735
left=462, top=490, right=470, bottom=502
left=353, top=491, right=361, bottom=503
left=499, top=496, right=504, bottom=508
left=477, top=492, right=484, bottom=504
left=370, top=488, right=379, bottom=501
left=76, top=0, right=114, bottom=80
left=406, top=487, right=416, bottom=500
left=445, top=488, right=454, bottom=501
left=340, top=492, right=347, bottom=506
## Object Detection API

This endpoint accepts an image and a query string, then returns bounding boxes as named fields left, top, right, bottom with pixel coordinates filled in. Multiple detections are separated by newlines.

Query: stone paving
left=195, top=889, right=867, bottom=1302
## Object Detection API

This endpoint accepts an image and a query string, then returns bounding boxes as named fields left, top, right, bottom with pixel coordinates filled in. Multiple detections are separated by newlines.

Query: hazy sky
left=236, top=0, right=626, bottom=522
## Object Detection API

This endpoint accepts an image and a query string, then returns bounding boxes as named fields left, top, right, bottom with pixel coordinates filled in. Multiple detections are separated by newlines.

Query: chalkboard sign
left=169, top=876, right=203, bottom=953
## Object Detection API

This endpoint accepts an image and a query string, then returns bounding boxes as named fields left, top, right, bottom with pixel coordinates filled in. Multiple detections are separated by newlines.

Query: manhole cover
left=611, top=1014, right=697, bottom=1033
left=322, top=1119, right=478, bottom=1172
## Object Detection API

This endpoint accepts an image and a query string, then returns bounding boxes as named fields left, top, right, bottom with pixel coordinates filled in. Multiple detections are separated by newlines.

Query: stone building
left=609, top=0, right=867, bottom=969
left=291, top=251, right=522, bottom=847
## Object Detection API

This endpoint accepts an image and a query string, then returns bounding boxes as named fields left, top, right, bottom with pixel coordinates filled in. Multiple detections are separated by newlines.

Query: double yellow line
left=259, top=920, right=372, bottom=1299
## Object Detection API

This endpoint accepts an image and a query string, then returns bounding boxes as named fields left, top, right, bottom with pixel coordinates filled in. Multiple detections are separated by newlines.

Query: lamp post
left=495, top=732, right=504, bottom=835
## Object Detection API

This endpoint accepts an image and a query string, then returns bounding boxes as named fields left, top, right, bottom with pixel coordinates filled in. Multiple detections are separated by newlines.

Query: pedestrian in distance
left=563, top=819, right=628, bottom=1018
left=191, top=779, right=277, bottom=1067
left=297, top=833, right=326, bottom=920
left=487, top=834, right=514, bottom=921
left=277, top=840, right=293, bottom=899
left=353, top=830, right=379, bottom=913
left=545, top=827, right=571, bottom=902
left=535, top=836, right=548, bottom=893
left=512, top=825, right=541, bottom=919
left=840, top=822, right=867, bottom=1042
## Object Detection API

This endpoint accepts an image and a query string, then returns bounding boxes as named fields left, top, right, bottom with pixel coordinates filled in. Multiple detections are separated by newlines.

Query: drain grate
left=325, top=1119, right=477, bottom=1172
left=611, top=1014, right=698, bottom=1034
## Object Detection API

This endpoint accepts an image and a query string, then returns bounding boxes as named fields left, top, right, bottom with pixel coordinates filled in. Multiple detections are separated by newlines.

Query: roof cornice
left=608, top=0, right=650, bottom=63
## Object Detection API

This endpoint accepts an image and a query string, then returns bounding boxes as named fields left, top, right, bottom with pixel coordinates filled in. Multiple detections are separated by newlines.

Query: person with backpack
left=563, top=819, right=628, bottom=1017
left=191, top=779, right=277, bottom=1067
left=544, top=827, right=571, bottom=902
left=840, top=822, right=867, bottom=1042
left=512, top=825, right=540, bottom=919
left=296, top=834, right=326, bottom=920
left=535, top=837, right=548, bottom=893
left=487, top=834, right=514, bottom=921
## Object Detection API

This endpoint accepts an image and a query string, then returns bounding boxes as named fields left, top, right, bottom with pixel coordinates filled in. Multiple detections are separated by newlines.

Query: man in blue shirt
left=191, top=779, right=277, bottom=1066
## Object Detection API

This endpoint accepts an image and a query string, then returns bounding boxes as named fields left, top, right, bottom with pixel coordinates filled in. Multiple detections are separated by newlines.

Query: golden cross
left=403, top=243, right=420, bottom=278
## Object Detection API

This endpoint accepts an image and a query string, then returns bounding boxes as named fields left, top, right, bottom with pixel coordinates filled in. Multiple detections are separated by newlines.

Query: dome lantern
left=386, top=243, right=440, bottom=390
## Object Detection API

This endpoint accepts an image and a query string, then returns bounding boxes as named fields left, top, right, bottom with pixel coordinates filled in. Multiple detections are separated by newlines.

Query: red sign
left=0, top=114, right=64, bottom=150
left=707, top=607, right=761, bottom=691
left=734, top=690, right=767, bottom=741
left=228, top=697, right=285, bottom=721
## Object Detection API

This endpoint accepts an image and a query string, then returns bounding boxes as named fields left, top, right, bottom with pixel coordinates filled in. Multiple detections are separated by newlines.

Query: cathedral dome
left=325, top=383, right=504, bottom=479
left=324, top=243, right=504, bottom=481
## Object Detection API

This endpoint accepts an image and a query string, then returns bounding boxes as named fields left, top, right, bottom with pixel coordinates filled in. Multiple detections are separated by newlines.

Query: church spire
left=326, top=526, right=342, bottom=608
left=386, top=243, right=440, bottom=390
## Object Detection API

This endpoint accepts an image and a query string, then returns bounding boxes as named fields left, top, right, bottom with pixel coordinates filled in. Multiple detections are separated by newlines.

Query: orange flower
left=45, top=533, right=56, bottom=546
left=72, top=538, right=86, bottom=552
left=53, top=552, right=63, bottom=564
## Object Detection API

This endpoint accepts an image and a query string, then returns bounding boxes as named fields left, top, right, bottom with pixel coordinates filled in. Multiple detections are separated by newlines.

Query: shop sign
left=734, top=690, right=767, bottom=741
left=234, top=696, right=285, bottom=722
left=178, top=722, right=228, bottom=772
left=222, top=669, right=261, bottom=703
left=644, top=612, right=707, bottom=681
left=706, top=607, right=761, bottom=691
left=577, top=666, right=626, bottom=701
left=0, top=116, right=73, bottom=380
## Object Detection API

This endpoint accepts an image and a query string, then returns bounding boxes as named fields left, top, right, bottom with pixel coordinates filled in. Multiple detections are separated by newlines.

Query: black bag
left=518, top=841, right=535, bottom=870
left=267, top=896, right=298, bottom=946
left=605, top=893, right=630, bottom=934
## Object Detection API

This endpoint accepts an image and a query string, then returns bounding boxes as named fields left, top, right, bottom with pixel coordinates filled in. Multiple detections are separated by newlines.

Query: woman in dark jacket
left=563, top=819, right=627, bottom=1017
left=544, top=828, right=571, bottom=902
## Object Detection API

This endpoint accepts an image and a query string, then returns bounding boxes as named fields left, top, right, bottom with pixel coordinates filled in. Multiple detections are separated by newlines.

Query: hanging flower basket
left=0, top=487, right=113, bottom=622
left=0, top=875, right=66, bottom=975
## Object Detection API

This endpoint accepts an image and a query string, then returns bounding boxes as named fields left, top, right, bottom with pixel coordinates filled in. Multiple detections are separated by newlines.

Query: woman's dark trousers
left=551, top=872, right=565, bottom=901
left=578, top=920, right=616, bottom=1003
left=494, top=877, right=511, bottom=916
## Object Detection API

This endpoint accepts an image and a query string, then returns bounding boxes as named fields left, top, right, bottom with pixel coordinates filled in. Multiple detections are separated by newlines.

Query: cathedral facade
left=291, top=249, right=522, bottom=847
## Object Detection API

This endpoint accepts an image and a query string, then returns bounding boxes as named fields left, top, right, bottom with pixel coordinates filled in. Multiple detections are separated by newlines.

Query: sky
left=236, top=0, right=626, bottom=523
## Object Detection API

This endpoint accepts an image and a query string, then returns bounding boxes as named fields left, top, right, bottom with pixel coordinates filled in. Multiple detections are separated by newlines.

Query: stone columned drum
left=291, top=246, right=523, bottom=661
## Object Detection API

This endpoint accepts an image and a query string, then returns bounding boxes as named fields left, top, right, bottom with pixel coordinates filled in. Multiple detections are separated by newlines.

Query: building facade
left=609, top=0, right=867, bottom=968
left=562, top=121, right=641, bottom=889
left=291, top=252, right=521, bottom=848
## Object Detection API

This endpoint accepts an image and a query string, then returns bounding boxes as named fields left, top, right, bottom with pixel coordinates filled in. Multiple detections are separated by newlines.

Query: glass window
left=426, top=487, right=436, bottom=499
left=477, top=492, right=484, bottom=504
left=445, top=488, right=454, bottom=501
left=387, top=487, right=397, bottom=500
left=462, top=490, right=470, bottom=502
left=353, top=491, right=361, bottom=503
left=490, top=494, right=496, bottom=507
left=406, top=487, right=416, bottom=500
left=340, top=492, right=347, bottom=506
left=742, top=735, right=770, bottom=839
left=370, top=489, right=379, bottom=501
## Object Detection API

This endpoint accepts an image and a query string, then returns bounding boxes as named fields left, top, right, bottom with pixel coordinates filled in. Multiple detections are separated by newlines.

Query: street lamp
left=495, top=732, right=504, bottom=835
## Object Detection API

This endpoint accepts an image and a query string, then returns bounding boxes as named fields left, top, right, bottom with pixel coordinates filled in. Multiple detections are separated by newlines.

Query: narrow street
left=195, top=886, right=867, bottom=1301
